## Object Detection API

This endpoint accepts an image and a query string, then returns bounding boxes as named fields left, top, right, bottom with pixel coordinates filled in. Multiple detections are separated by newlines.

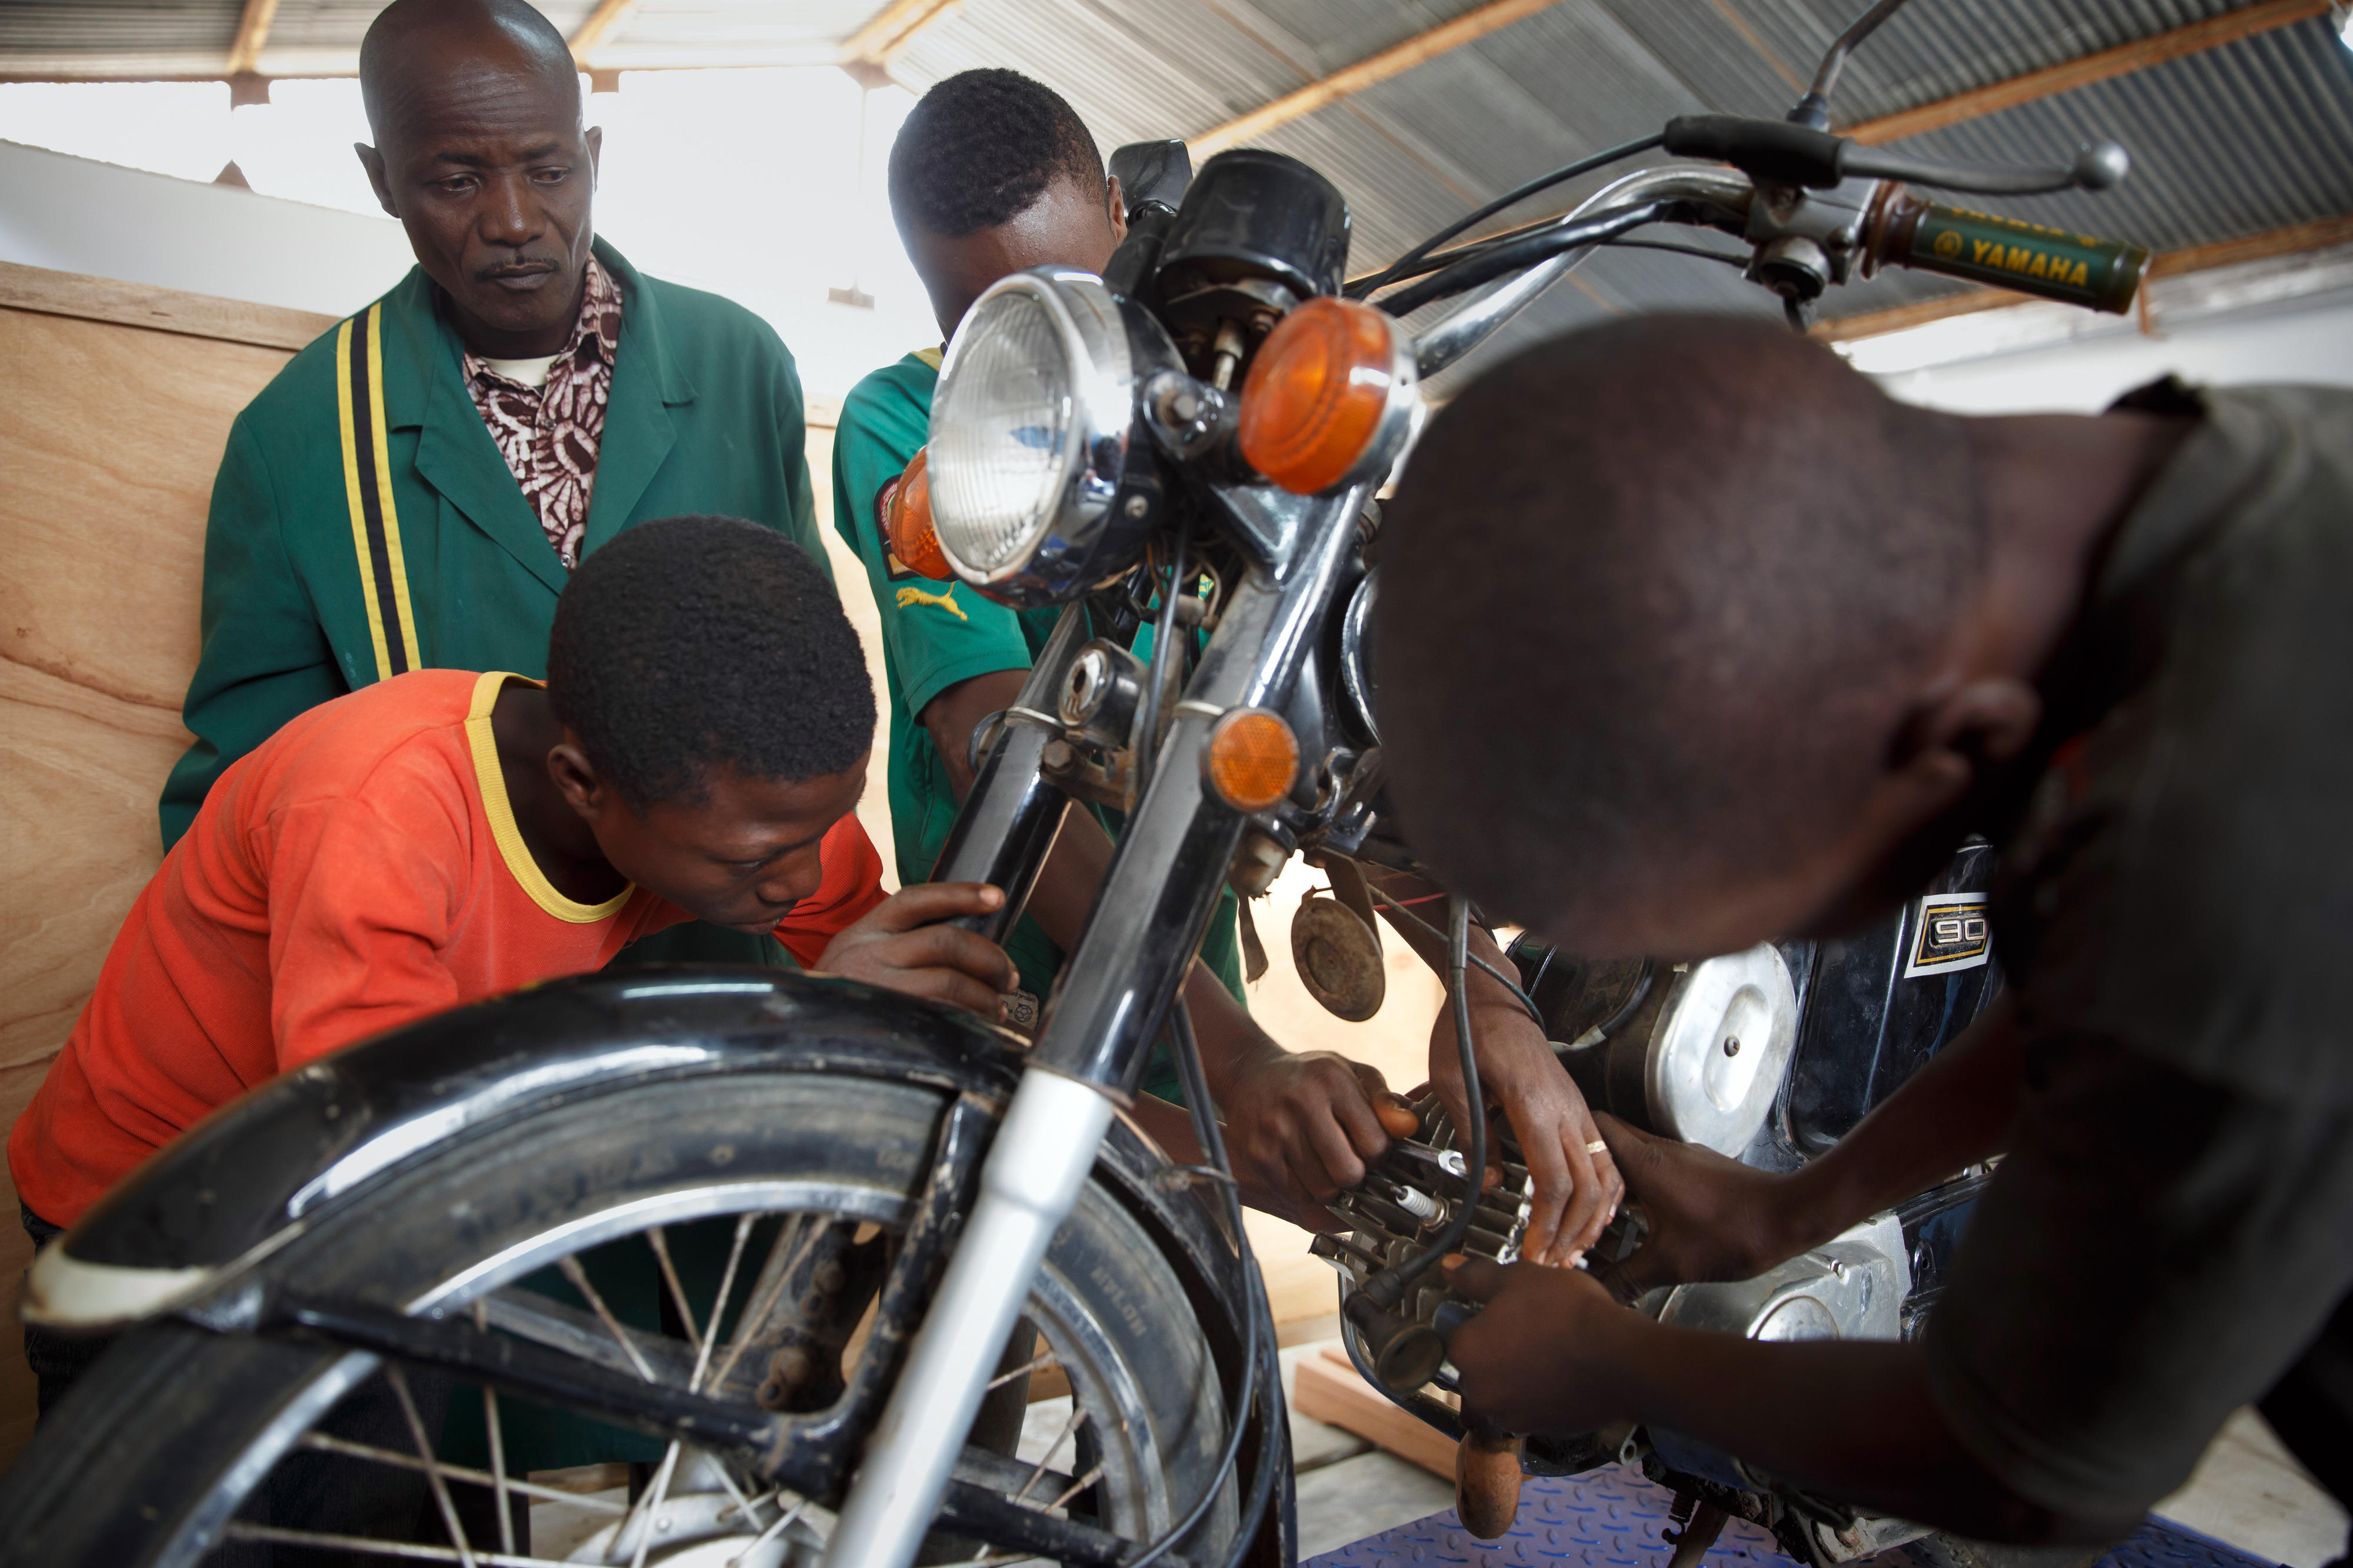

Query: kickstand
left=1662, top=1497, right=1730, bottom=1568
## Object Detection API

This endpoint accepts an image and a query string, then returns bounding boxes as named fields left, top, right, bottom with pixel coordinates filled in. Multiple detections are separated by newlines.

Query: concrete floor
left=521, top=1346, right=2348, bottom=1566
left=2156, top=1407, right=2348, bottom=1568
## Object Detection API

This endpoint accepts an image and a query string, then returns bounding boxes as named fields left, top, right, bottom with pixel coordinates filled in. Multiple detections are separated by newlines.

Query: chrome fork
left=824, top=487, right=1368, bottom=1568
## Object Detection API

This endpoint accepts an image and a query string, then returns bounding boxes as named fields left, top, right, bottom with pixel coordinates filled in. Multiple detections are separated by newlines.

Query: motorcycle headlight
left=928, top=268, right=1161, bottom=606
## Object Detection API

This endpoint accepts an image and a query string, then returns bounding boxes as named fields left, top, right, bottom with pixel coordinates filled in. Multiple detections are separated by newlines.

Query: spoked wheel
left=0, top=1070, right=1239, bottom=1567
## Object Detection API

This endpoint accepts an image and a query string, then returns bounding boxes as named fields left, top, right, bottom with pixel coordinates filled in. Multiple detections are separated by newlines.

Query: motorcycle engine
left=1534, top=942, right=1800, bottom=1157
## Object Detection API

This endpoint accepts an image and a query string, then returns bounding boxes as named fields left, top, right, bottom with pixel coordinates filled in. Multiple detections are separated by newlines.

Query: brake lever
left=1663, top=114, right=2129, bottom=197
left=1843, top=137, right=2130, bottom=195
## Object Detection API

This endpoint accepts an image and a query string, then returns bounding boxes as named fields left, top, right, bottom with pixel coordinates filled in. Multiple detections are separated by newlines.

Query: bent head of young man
left=888, top=68, right=1126, bottom=341
left=1374, top=313, right=2184, bottom=963
left=522, top=514, right=1013, bottom=1009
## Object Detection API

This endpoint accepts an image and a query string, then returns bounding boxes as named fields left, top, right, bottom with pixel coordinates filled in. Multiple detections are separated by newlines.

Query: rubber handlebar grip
left=1891, top=202, right=2148, bottom=314
left=1662, top=114, right=1845, bottom=188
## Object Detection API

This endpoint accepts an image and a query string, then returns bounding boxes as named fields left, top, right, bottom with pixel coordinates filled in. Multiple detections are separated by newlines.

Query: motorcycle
left=0, top=1, right=2142, bottom=1563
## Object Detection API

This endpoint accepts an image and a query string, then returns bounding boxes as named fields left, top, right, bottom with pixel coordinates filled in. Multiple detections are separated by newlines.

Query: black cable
left=1372, top=199, right=1671, bottom=318
left=1126, top=997, right=1268, bottom=1568
left=1128, top=529, right=1188, bottom=809
left=1351, top=897, right=1492, bottom=1325
left=1362, top=884, right=1541, bottom=1026
left=1345, top=131, right=1665, bottom=300
left=1602, top=237, right=1749, bottom=266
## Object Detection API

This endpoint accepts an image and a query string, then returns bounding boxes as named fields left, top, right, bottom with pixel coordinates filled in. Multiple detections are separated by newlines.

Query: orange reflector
left=1204, top=708, right=1300, bottom=813
left=884, top=447, right=953, bottom=581
left=1237, top=296, right=1402, bottom=495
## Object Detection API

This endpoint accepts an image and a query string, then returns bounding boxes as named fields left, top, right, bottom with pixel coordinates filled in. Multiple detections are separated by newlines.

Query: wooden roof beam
left=839, top=0, right=966, bottom=76
left=1843, top=0, right=2332, bottom=144
left=568, top=0, right=641, bottom=67
left=1190, top=0, right=1571, bottom=156
left=224, top=0, right=277, bottom=98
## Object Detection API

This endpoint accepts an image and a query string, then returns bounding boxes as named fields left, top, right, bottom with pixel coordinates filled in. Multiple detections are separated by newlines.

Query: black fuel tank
left=1783, top=840, right=2004, bottom=1152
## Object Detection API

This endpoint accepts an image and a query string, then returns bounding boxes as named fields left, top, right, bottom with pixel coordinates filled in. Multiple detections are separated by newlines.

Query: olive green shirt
left=829, top=351, right=1245, bottom=1089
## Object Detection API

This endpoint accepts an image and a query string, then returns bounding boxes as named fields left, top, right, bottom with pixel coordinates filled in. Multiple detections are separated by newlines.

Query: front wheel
left=0, top=1069, right=1240, bottom=1567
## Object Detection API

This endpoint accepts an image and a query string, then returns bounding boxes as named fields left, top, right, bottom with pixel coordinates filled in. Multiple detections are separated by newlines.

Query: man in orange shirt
left=11, top=513, right=1016, bottom=1410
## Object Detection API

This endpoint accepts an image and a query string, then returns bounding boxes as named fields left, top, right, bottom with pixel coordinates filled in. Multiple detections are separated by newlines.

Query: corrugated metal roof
left=0, top=1, right=244, bottom=59
left=4, top=0, right=2347, bottom=380
left=894, top=0, right=2353, bottom=385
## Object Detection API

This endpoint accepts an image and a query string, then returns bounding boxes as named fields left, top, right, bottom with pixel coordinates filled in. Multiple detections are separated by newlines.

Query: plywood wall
left=0, top=261, right=1452, bottom=1479
left=0, top=265, right=328, bottom=1472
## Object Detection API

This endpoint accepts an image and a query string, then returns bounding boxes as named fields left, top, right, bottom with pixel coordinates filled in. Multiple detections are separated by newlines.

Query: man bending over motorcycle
left=833, top=67, right=1619, bottom=1254
left=1372, top=315, right=2352, bottom=1541
left=8, top=515, right=1016, bottom=1411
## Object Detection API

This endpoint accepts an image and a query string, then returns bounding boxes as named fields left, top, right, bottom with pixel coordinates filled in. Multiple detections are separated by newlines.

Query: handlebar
left=1662, top=114, right=2129, bottom=196
left=1867, top=190, right=2149, bottom=313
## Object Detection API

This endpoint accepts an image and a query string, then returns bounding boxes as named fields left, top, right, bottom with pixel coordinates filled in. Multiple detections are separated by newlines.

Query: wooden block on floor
left=1291, top=1347, right=1456, bottom=1481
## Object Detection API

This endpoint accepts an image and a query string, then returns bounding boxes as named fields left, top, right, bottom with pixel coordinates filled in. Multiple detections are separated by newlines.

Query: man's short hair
left=1372, top=314, right=1983, bottom=935
left=888, top=68, right=1105, bottom=238
left=359, top=0, right=578, bottom=144
left=547, top=516, right=875, bottom=809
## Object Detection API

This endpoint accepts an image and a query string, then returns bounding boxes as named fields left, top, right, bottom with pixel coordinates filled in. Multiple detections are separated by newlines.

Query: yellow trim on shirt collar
left=465, top=671, right=634, bottom=923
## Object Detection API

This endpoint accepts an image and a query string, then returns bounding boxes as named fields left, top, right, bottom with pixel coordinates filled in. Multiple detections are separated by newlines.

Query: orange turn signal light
left=884, top=447, right=953, bottom=581
left=1204, top=708, right=1300, bottom=814
left=1237, top=296, right=1414, bottom=496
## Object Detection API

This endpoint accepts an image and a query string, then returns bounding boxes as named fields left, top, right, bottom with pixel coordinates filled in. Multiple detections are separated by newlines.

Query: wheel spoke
left=386, top=1365, right=481, bottom=1568
left=646, top=1225, right=704, bottom=1356
left=294, top=1432, right=629, bottom=1513
left=1046, top=1464, right=1105, bottom=1513
left=477, top=1301, right=518, bottom=1556
left=557, top=1254, right=658, bottom=1382
left=986, top=1350, right=1061, bottom=1392
left=708, top=1215, right=828, bottom=1393
left=694, top=1212, right=757, bottom=1394
left=728, top=1493, right=812, bottom=1566
left=622, top=1441, right=683, bottom=1568
left=219, top=1520, right=574, bottom=1566
left=1014, top=1406, right=1089, bottom=1505
left=480, top=1288, right=693, bottom=1384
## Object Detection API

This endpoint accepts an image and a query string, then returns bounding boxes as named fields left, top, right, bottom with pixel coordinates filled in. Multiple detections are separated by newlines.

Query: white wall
left=0, top=64, right=947, bottom=403
left=0, top=138, right=416, bottom=319
left=1851, top=245, right=2353, bottom=415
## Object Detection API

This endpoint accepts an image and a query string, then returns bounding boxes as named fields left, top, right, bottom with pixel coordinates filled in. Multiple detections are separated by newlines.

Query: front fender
left=26, top=968, right=1035, bottom=1331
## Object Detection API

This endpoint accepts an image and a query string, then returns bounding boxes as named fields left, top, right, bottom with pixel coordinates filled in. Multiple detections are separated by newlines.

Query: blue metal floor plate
left=1303, top=1465, right=2277, bottom=1568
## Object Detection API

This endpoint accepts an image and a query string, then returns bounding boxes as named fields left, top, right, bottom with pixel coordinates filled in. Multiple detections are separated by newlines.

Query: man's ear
left=1104, top=174, right=1129, bottom=244
left=546, top=736, right=609, bottom=824
left=355, top=142, right=398, bottom=220
left=1889, top=676, right=2042, bottom=800
left=585, top=124, right=603, bottom=184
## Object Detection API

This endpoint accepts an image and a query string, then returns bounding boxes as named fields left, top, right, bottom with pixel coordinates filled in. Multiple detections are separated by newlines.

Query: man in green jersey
left=833, top=74, right=1624, bottom=1250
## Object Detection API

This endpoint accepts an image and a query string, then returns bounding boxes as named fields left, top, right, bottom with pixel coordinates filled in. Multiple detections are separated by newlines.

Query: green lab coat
left=161, top=238, right=827, bottom=852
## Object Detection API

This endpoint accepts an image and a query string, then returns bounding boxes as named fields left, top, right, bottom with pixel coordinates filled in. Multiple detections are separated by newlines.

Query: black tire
left=0, top=1070, right=1237, bottom=1566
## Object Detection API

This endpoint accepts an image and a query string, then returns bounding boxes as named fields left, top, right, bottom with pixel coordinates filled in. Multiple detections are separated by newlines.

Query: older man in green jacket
left=162, top=0, right=824, bottom=972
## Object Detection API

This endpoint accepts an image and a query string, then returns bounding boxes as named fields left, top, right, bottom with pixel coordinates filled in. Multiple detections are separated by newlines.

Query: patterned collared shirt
left=462, top=256, right=624, bottom=569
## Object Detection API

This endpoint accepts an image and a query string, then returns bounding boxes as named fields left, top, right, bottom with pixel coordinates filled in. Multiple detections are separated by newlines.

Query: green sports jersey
left=830, top=351, right=1245, bottom=1092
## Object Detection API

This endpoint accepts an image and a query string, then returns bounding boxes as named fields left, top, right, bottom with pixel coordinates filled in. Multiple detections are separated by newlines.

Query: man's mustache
left=473, top=255, right=564, bottom=282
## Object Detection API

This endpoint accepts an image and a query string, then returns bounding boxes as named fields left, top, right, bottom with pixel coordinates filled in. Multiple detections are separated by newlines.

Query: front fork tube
left=931, top=605, right=1094, bottom=941
left=822, top=1072, right=1116, bottom=1568
left=829, top=489, right=1366, bottom=1568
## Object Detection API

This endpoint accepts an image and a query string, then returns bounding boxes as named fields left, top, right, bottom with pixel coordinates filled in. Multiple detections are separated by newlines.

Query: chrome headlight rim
left=928, top=267, right=1137, bottom=595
